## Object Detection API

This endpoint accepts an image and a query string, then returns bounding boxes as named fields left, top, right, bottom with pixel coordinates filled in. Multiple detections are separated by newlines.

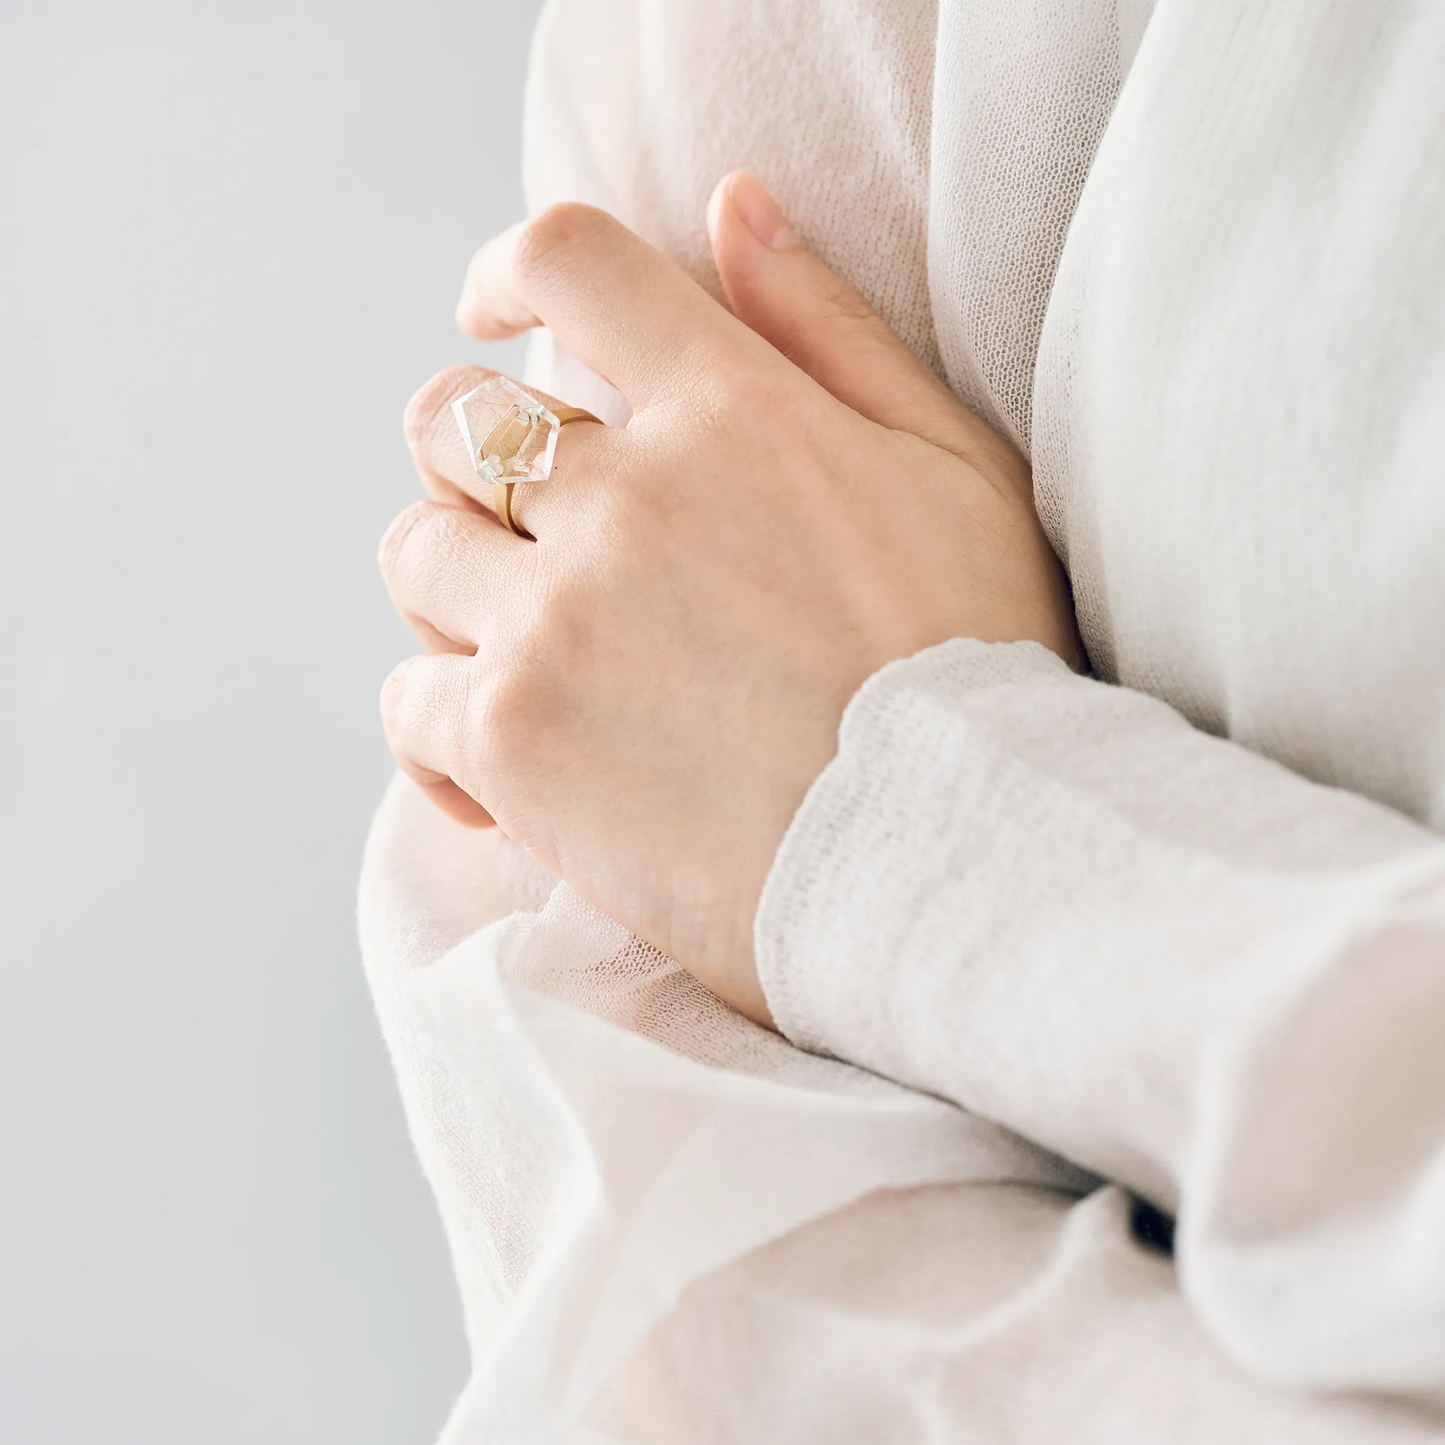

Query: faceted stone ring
left=451, top=375, right=601, bottom=539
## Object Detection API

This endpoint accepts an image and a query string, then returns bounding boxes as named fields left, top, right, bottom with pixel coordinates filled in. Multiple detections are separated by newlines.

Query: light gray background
left=1, top=3, right=542, bottom=1440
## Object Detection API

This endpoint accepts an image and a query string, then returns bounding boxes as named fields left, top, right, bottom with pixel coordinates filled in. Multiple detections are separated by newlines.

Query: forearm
left=758, top=637, right=1445, bottom=1395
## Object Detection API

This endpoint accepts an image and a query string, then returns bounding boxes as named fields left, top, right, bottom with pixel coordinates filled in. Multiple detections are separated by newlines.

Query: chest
left=1033, top=4, right=1445, bottom=825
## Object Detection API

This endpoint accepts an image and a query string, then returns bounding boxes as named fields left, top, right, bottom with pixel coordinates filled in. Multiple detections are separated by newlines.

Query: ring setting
left=451, top=376, right=598, bottom=537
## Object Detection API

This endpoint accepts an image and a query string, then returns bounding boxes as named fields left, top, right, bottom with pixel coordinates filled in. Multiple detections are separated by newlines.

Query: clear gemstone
left=451, top=376, right=561, bottom=485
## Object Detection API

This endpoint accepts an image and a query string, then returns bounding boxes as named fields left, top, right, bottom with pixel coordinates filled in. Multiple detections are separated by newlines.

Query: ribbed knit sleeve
left=757, top=638, right=1445, bottom=1397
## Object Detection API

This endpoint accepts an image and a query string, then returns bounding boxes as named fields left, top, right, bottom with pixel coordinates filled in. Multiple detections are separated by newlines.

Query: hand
left=378, top=171, right=1082, bottom=1025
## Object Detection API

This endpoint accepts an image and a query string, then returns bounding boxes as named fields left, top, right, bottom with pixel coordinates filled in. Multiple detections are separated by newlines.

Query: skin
left=378, top=170, right=1082, bottom=1026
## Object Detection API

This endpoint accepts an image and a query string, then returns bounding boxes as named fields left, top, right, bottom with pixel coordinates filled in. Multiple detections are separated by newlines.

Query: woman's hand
left=378, top=172, right=1082, bottom=1025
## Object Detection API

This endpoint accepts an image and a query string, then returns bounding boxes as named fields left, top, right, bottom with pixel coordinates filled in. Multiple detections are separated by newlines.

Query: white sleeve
left=756, top=637, right=1445, bottom=1399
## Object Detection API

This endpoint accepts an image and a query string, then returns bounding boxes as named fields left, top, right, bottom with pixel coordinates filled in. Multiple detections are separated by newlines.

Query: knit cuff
left=755, top=637, right=1074, bottom=1051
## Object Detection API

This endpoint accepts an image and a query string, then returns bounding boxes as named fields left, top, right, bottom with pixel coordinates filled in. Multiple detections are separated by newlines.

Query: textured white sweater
left=359, top=1, right=1445, bottom=1439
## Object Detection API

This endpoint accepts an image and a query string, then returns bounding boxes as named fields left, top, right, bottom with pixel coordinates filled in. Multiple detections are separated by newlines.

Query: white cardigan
left=359, top=1, right=1445, bottom=1439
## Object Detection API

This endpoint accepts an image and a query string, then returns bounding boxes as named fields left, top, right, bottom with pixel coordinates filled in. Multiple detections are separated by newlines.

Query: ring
left=451, top=376, right=601, bottom=539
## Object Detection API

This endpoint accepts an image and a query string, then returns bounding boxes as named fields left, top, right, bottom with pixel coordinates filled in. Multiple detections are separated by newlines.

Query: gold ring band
left=493, top=405, right=599, bottom=539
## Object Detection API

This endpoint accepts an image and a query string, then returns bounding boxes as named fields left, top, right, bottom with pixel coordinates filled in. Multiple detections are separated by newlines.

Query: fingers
left=706, top=170, right=1025, bottom=484
left=375, top=499, right=535, bottom=831
left=402, top=363, right=492, bottom=511
left=380, top=652, right=494, bottom=828
left=455, top=203, right=745, bottom=409
left=378, top=500, right=522, bottom=651
left=407, top=770, right=495, bottom=828
left=405, top=612, right=475, bottom=657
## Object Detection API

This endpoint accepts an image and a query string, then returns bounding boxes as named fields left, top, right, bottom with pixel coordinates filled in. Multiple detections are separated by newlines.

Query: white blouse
left=359, top=1, right=1445, bottom=1439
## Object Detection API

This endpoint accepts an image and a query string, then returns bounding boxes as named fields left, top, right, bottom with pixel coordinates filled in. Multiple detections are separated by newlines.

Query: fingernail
left=726, top=170, right=803, bottom=249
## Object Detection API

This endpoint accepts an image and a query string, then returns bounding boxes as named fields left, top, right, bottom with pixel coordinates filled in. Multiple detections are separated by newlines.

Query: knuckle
left=451, top=667, right=486, bottom=760
left=402, top=364, right=483, bottom=456
left=609, top=465, right=676, bottom=540
left=468, top=654, right=534, bottom=766
left=775, top=287, right=875, bottom=374
left=767, top=277, right=878, bottom=375
left=378, top=500, right=475, bottom=582
left=475, top=659, right=524, bottom=730
left=514, top=202, right=614, bottom=286
left=378, top=655, right=421, bottom=734
left=377, top=499, right=432, bottom=572
left=472, top=591, right=578, bottom=747
left=380, top=653, right=482, bottom=782
left=709, top=362, right=774, bottom=424
left=817, top=273, right=877, bottom=324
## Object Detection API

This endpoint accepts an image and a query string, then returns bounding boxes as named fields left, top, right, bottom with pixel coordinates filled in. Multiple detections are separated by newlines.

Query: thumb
left=707, top=170, right=1018, bottom=478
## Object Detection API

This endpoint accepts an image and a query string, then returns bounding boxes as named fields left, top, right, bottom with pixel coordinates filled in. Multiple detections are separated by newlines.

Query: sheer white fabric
left=359, top=1, right=1445, bottom=1438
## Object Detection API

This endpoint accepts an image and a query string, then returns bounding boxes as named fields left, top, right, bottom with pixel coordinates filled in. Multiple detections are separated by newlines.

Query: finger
left=378, top=500, right=521, bottom=652
left=455, top=203, right=747, bottom=409
left=405, top=612, right=475, bottom=657
left=706, top=170, right=1024, bottom=483
left=406, top=768, right=494, bottom=828
left=380, top=653, right=494, bottom=828
left=403, top=363, right=606, bottom=524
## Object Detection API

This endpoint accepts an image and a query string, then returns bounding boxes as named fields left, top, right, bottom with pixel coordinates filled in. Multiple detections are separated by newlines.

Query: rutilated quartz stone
left=451, top=376, right=562, bottom=485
